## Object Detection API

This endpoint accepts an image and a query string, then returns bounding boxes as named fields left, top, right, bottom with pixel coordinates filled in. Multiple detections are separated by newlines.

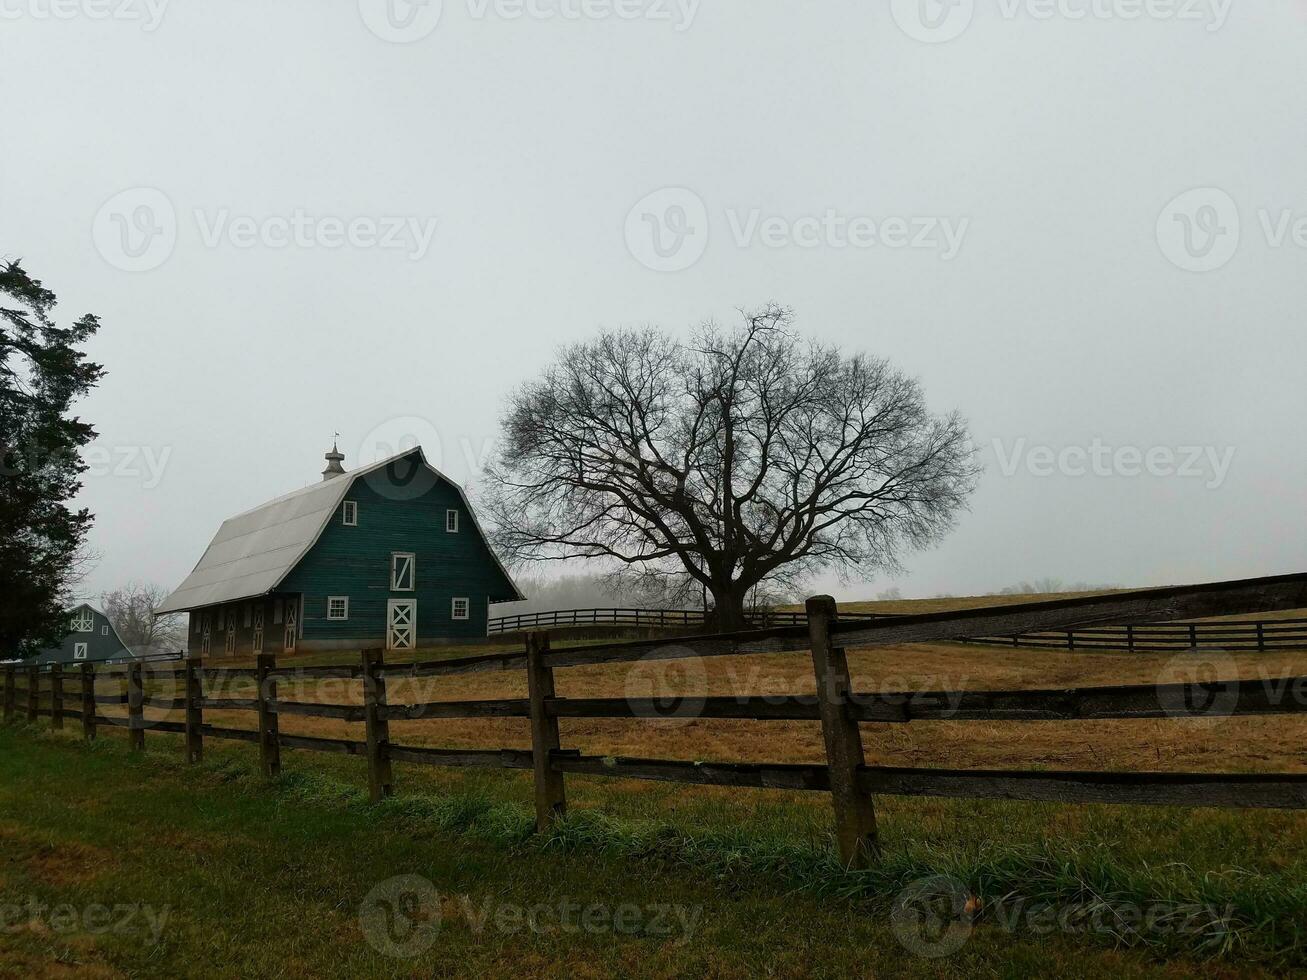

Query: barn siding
left=279, top=469, right=513, bottom=646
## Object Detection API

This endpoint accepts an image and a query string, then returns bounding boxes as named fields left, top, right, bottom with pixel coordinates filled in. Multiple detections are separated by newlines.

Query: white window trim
left=71, top=610, right=94, bottom=633
left=343, top=500, right=358, bottom=526
left=101, top=626, right=109, bottom=636
left=445, top=509, right=459, bottom=532
left=327, top=596, right=350, bottom=621
left=391, top=552, right=416, bottom=592
left=74, top=642, right=88, bottom=661
left=451, top=597, right=470, bottom=621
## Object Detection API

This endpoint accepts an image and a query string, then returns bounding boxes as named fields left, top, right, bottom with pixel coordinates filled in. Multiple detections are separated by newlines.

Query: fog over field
left=4, top=3, right=1304, bottom=602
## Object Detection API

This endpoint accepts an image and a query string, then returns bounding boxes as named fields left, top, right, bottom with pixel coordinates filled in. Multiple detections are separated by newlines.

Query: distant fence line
left=486, top=607, right=888, bottom=634
left=6, top=571, right=1307, bottom=870
left=487, top=608, right=1307, bottom=653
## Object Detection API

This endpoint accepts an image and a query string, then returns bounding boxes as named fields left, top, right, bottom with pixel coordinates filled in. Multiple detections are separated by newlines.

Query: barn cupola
left=321, top=440, right=346, bottom=481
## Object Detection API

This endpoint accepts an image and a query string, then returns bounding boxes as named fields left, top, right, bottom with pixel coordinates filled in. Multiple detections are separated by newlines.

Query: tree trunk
left=705, top=584, right=750, bottom=633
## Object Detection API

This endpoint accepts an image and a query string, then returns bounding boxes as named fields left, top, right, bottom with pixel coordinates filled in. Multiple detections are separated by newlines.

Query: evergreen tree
left=0, top=259, right=104, bottom=657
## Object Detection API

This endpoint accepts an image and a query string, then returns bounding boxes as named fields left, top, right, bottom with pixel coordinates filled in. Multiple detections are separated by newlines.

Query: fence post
left=3, top=667, right=14, bottom=724
left=1256, top=623, right=1266, bottom=653
left=256, top=653, right=281, bottom=779
left=361, top=648, right=393, bottom=802
left=80, top=664, right=96, bottom=741
left=525, top=631, right=566, bottom=832
left=1189, top=623, right=1199, bottom=650
left=1066, top=630, right=1075, bottom=652
left=27, top=667, right=39, bottom=722
left=185, top=657, right=203, bottom=764
left=806, top=595, right=879, bottom=868
left=126, top=661, right=145, bottom=751
left=1127, top=625, right=1135, bottom=653
left=49, top=664, right=63, bottom=730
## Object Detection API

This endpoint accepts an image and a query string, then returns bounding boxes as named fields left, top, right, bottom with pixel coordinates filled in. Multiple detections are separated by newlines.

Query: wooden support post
left=126, top=661, right=145, bottom=751
left=27, top=667, right=39, bottom=722
left=185, top=657, right=203, bottom=764
left=80, top=664, right=96, bottom=741
left=1256, top=623, right=1266, bottom=653
left=525, top=631, right=566, bottom=831
left=361, top=649, right=393, bottom=801
left=3, top=667, right=14, bottom=724
left=1126, top=625, right=1135, bottom=653
left=807, top=595, right=879, bottom=868
left=49, top=664, right=63, bottom=730
left=1189, top=623, right=1199, bottom=650
left=256, top=653, right=281, bottom=779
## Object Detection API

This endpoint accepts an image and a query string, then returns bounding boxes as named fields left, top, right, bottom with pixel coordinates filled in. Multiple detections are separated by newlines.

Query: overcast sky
left=4, top=1, right=1305, bottom=604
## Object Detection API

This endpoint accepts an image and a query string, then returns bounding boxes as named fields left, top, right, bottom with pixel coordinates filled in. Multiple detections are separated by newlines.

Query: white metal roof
left=155, top=447, right=521, bottom=614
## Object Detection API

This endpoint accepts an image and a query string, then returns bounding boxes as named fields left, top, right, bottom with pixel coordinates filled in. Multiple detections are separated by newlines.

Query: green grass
left=0, top=725, right=1303, bottom=978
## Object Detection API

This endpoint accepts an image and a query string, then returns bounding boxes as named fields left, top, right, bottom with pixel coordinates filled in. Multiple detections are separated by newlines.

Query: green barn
left=156, top=445, right=522, bottom=656
left=31, top=603, right=132, bottom=666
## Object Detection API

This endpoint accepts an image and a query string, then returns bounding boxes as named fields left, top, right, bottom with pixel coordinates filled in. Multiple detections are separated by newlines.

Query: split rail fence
left=6, top=571, right=1307, bottom=868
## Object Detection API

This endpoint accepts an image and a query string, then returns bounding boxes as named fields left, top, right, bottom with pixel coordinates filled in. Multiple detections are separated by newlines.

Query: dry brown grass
left=118, top=632, right=1307, bottom=777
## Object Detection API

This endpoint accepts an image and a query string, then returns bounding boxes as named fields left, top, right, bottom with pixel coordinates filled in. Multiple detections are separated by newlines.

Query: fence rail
left=486, top=607, right=889, bottom=634
left=489, top=608, right=1307, bottom=654
left=5, top=569, right=1307, bottom=869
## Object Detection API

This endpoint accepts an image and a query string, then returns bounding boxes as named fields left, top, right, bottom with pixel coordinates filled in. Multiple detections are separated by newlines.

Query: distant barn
left=156, top=445, right=522, bottom=655
left=31, top=603, right=132, bottom=666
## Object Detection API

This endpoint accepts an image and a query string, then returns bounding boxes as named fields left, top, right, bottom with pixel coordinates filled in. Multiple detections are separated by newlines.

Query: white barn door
left=388, top=599, right=415, bottom=651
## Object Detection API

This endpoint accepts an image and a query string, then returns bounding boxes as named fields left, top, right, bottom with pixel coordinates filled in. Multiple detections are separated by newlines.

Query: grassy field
left=5, top=593, right=1306, bottom=976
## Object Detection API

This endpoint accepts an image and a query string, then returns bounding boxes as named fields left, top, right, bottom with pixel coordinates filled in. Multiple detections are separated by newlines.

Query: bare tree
left=483, top=306, right=980, bottom=631
left=101, top=581, right=183, bottom=650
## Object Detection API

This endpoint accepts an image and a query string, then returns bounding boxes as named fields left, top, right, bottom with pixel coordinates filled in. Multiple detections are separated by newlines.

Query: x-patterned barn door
left=388, top=599, right=415, bottom=651
left=252, top=606, right=264, bottom=655
left=284, top=600, right=298, bottom=653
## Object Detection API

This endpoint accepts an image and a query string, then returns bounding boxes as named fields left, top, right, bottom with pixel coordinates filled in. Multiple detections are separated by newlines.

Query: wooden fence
left=488, top=607, right=1307, bottom=654
left=6, top=570, right=1307, bottom=869
left=486, top=606, right=889, bottom=634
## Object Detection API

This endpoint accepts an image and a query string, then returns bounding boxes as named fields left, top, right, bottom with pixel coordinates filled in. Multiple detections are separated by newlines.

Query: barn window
left=273, top=603, right=284, bottom=625
left=327, top=597, right=349, bottom=620
left=194, top=616, right=201, bottom=634
left=70, top=609, right=94, bottom=633
left=101, top=626, right=109, bottom=636
left=74, top=643, right=88, bottom=661
left=343, top=500, right=358, bottom=526
left=451, top=597, right=470, bottom=621
left=391, top=553, right=415, bottom=592
left=445, top=509, right=459, bottom=532
left=244, top=603, right=252, bottom=628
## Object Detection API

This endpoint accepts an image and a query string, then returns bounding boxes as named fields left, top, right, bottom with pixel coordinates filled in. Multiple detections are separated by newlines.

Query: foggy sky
left=4, top=1, right=1305, bottom=604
